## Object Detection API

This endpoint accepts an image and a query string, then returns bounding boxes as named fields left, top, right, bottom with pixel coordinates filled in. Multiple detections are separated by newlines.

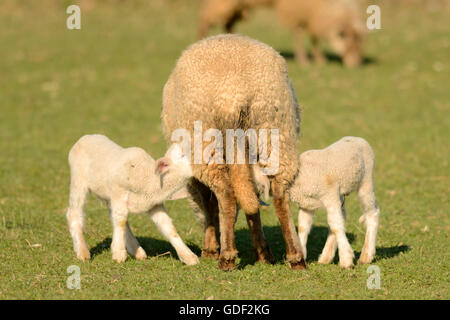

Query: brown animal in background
left=197, top=0, right=275, bottom=39
left=198, top=0, right=366, bottom=67
left=161, top=34, right=305, bottom=271
left=276, top=0, right=366, bottom=67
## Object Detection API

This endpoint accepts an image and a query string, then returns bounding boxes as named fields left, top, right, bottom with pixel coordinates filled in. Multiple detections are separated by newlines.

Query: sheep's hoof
left=112, top=250, right=128, bottom=263
left=290, top=259, right=307, bottom=270
left=76, top=248, right=91, bottom=261
left=201, top=249, right=219, bottom=259
left=181, top=253, right=200, bottom=266
left=340, top=263, right=355, bottom=269
left=218, top=257, right=236, bottom=271
left=318, top=254, right=334, bottom=265
left=358, top=252, right=374, bottom=265
left=339, top=260, right=355, bottom=269
left=255, top=247, right=274, bottom=264
left=134, top=247, right=147, bottom=260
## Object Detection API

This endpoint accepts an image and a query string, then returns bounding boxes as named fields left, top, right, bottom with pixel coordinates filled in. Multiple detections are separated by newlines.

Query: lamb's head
left=155, top=142, right=192, bottom=181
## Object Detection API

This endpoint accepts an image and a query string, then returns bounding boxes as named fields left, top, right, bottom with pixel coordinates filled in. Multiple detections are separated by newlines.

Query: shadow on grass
left=90, top=228, right=408, bottom=267
left=90, top=237, right=202, bottom=261
left=356, top=245, right=410, bottom=263
left=235, top=225, right=407, bottom=269
left=278, top=50, right=377, bottom=66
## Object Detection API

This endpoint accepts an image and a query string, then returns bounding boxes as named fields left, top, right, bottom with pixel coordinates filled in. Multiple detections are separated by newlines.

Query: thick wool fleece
left=161, top=34, right=300, bottom=213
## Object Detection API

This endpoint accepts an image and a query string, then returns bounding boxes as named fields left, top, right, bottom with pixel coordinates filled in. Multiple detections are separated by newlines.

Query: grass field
left=0, top=0, right=449, bottom=299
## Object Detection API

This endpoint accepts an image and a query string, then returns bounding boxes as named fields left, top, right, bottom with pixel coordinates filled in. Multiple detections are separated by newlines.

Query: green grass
left=0, top=0, right=449, bottom=299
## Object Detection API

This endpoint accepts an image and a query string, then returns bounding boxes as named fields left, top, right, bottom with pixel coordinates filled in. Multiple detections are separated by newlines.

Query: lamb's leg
left=298, top=208, right=314, bottom=260
left=245, top=211, right=274, bottom=264
left=293, top=27, right=310, bottom=66
left=318, top=200, right=346, bottom=264
left=323, top=196, right=354, bottom=268
left=66, top=178, right=90, bottom=261
left=358, top=185, right=380, bottom=264
left=272, top=181, right=306, bottom=270
left=318, top=228, right=337, bottom=264
left=187, top=179, right=220, bottom=259
left=110, top=195, right=129, bottom=263
left=148, top=204, right=199, bottom=266
left=125, top=222, right=147, bottom=260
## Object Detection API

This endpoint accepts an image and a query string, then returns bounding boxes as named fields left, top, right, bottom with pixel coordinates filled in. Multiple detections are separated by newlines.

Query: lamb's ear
left=155, top=157, right=171, bottom=175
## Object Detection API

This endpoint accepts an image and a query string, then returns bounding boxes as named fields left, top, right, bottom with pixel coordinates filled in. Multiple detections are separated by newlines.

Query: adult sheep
left=161, top=34, right=305, bottom=271
left=198, top=0, right=365, bottom=67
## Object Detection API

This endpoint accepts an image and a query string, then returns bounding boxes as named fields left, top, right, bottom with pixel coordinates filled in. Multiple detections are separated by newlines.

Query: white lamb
left=253, top=136, right=380, bottom=268
left=66, top=134, right=199, bottom=265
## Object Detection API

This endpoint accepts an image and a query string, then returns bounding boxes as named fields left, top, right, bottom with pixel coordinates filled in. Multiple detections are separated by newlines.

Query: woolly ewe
left=161, top=34, right=304, bottom=271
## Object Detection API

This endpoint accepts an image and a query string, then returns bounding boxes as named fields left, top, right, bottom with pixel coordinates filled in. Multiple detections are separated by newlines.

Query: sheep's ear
left=155, top=157, right=171, bottom=175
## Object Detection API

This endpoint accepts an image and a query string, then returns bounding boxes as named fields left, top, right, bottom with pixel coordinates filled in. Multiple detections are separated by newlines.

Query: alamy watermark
left=67, top=265, right=81, bottom=290
left=66, top=5, right=81, bottom=30
left=366, top=5, right=381, bottom=30
left=171, top=121, right=280, bottom=175
left=366, top=265, right=381, bottom=289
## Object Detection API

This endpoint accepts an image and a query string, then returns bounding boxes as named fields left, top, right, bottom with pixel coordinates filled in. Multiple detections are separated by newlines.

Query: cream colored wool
left=254, top=137, right=380, bottom=268
left=66, top=134, right=199, bottom=265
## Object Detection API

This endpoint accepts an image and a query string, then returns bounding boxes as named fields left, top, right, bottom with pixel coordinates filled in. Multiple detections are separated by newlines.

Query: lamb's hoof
left=181, top=253, right=200, bottom=266
left=135, top=247, right=147, bottom=260
left=76, top=248, right=91, bottom=261
left=290, top=259, right=307, bottom=270
left=339, top=259, right=355, bottom=269
left=201, top=249, right=219, bottom=259
left=318, top=254, right=333, bottom=265
left=358, top=252, right=374, bottom=265
left=218, top=257, right=236, bottom=271
left=255, top=247, right=274, bottom=264
left=112, top=250, right=127, bottom=263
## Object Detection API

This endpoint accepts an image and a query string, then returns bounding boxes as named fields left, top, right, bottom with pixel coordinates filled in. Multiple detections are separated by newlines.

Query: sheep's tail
left=229, top=163, right=260, bottom=215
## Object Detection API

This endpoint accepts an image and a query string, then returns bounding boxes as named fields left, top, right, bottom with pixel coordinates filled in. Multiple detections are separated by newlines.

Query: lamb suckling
left=253, top=136, right=380, bottom=268
left=66, top=134, right=199, bottom=265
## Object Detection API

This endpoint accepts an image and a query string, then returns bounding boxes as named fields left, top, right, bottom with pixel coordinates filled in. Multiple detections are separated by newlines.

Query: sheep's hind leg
left=358, top=186, right=380, bottom=264
left=318, top=228, right=337, bottom=264
left=245, top=211, right=274, bottom=264
left=148, top=204, right=199, bottom=266
left=110, top=195, right=129, bottom=263
left=311, top=36, right=326, bottom=65
left=125, top=222, right=147, bottom=260
left=272, top=180, right=306, bottom=270
left=66, top=176, right=90, bottom=261
left=318, top=199, right=345, bottom=264
left=213, top=184, right=238, bottom=271
left=187, top=180, right=220, bottom=259
left=298, top=208, right=314, bottom=260
left=323, top=196, right=354, bottom=268
left=293, top=27, right=310, bottom=66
